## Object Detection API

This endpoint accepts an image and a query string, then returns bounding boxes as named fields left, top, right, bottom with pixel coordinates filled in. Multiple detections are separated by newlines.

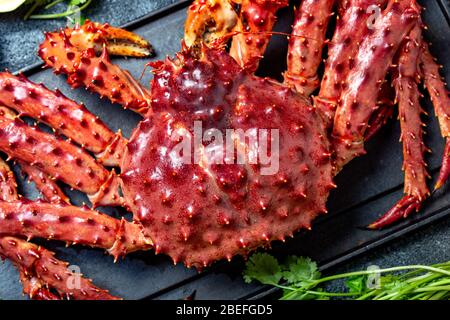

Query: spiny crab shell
left=121, top=44, right=334, bottom=267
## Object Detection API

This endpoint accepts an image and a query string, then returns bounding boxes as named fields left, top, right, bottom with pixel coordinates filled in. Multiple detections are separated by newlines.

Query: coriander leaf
left=68, top=0, right=87, bottom=6
left=281, top=256, right=321, bottom=286
left=243, top=253, right=282, bottom=285
left=243, top=255, right=450, bottom=300
left=382, top=278, right=406, bottom=292
left=345, top=275, right=366, bottom=294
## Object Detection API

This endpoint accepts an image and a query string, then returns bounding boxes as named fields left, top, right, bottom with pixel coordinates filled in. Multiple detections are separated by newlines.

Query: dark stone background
left=0, top=0, right=449, bottom=298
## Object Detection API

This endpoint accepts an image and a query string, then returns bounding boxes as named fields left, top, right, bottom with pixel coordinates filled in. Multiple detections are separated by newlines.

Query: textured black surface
left=0, top=0, right=449, bottom=300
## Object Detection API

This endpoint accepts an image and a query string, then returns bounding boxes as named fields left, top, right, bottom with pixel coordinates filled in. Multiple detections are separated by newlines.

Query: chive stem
left=29, top=0, right=93, bottom=19
left=44, top=0, right=65, bottom=10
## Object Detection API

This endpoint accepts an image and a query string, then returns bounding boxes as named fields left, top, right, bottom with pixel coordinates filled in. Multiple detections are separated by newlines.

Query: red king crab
left=0, top=0, right=448, bottom=299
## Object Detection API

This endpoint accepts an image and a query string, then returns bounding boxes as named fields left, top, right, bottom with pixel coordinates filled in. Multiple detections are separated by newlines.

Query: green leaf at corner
left=243, top=253, right=282, bottom=285
left=0, top=0, right=27, bottom=12
left=281, top=256, right=321, bottom=286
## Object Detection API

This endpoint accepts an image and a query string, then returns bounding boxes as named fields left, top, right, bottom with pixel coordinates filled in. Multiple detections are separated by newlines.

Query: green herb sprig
left=23, top=0, right=92, bottom=21
left=243, top=253, right=450, bottom=300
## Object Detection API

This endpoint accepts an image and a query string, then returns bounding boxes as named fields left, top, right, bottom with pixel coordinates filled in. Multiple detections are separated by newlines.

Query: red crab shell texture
left=121, top=45, right=334, bottom=268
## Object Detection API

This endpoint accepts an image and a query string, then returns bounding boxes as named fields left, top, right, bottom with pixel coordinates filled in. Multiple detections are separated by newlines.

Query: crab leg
left=0, top=111, right=126, bottom=206
left=39, top=22, right=152, bottom=114
left=0, top=144, right=152, bottom=257
left=0, top=159, right=118, bottom=299
left=0, top=200, right=152, bottom=260
left=0, top=73, right=125, bottom=166
left=0, top=159, right=58, bottom=299
left=315, top=0, right=387, bottom=125
left=0, top=104, right=86, bottom=205
left=332, top=0, right=420, bottom=169
left=420, top=42, right=450, bottom=190
left=284, top=0, right=335, bottom=95
left=0, top=115, right=112, bottom=202
left=0, top=104, right=150, bottom=248
left=20, top=161, right=70, bottom=205
left=6, top=146, right=71, bottom=216
left=229, top=0, right=289, bottom=72
left=0, top=236, right=120, bottom=300
left=18, top=269, right=60, bottom=300
left=369, top=25, right=430, bottom=229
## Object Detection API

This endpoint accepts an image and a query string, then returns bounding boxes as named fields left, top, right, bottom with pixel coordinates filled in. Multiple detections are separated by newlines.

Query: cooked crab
left=0, top=0, right=448, bottom=299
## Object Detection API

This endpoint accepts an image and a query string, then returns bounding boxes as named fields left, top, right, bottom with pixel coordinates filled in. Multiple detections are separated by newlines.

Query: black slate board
left=0, top=0, right=449, bottom=300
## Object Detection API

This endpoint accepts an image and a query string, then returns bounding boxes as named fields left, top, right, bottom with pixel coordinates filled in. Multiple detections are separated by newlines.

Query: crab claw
left=39, top=22, right=152, bottom=114
left=368, top=195, right=422, bottom=229
left=69, top=20, right=154, bottom=57
left=435, top=138, right=450, bottom=190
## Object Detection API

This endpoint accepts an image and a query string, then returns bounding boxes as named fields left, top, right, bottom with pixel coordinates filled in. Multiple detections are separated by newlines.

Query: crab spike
left=419, top=42, right=450, bottom=190
left=229, top=0, right=289, bottom=72
left=88, top=169, right=125, bottom=208
left=95, top=130, right=127, bottom=166
left=19, top=162, right=70, bottom=205
left=184, top=0, right=239, bottom=49
left=0, top=72, right=126, bottom=166
left=333, top=0, right=420, bottom=169
left=38, top=22, right=152, bottom=114
left=284, top=0, right=335, bottom=95
left=0, top=236, right=120, bottom=300
left=315, top=0, right=388, bottom=125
